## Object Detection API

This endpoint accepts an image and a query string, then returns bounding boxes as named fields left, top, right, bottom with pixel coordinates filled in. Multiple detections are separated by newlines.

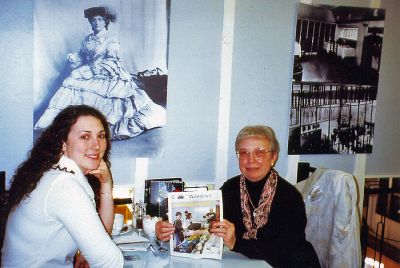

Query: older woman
left=155, top=125, right=319, bottom=267
left=2, top=105, right=123, bottom=267
left=35, top=6, right=166, bottom=140
left=209, top=125, right=320, bottom=267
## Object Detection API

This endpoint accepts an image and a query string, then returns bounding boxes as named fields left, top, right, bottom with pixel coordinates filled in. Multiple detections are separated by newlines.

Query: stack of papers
left=113, top=231, right=150, bottom=252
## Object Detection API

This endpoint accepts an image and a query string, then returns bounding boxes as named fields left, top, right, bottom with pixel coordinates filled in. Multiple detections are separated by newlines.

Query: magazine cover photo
left=167, top=190, right=223, bottom=260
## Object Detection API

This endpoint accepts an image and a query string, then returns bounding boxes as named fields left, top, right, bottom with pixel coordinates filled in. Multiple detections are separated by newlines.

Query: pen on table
left=149, top=244, right=157, bottom=256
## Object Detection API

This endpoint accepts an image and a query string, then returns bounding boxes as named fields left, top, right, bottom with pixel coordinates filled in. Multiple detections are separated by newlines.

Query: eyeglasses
left=236, top=147, right=273, bottom=161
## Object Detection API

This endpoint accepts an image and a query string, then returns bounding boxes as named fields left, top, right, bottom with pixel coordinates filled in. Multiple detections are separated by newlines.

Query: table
left=123, top=248, right=271, bottom=268
left=337, top=45, right=356, bottom=60
left=117, top=229, right=271, bottom=268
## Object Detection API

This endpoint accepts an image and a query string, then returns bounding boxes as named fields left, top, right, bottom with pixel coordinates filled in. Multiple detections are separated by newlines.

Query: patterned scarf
left=240, top=169, right=278, bottom=239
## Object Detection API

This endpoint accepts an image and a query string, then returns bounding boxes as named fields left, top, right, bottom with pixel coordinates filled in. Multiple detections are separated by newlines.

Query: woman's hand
left=86, top=159, right=112, bottom=185
left=74, top=252, right=89, bottom=268
left=86, top=159, right=114, bottom=234
left=67, top=53, right=79, bottom=64
left=209, top=219, right=236, bottom=250
left=155, top=220, right=174, bottom=242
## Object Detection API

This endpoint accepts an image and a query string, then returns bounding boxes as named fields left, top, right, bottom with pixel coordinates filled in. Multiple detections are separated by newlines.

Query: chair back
left=296, top=168, right=362, bottom=268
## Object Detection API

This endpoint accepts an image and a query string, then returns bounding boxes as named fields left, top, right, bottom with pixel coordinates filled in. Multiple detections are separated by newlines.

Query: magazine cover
left=167, top=190, right=223, bottom=260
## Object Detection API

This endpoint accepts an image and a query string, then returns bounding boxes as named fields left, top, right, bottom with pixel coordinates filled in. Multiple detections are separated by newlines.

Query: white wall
left=365, top=0, right=400, bottom=176
left=0, top=0, right=34, bottom=184
left=1, top=0, right=400, bottom=203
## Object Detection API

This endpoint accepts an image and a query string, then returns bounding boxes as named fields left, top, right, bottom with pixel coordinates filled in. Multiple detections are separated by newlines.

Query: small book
left=167, top=190, right=223, bottom=260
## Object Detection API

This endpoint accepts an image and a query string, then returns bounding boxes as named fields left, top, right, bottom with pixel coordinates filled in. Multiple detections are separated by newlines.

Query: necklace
left=245, top=186, right=258, bottom=218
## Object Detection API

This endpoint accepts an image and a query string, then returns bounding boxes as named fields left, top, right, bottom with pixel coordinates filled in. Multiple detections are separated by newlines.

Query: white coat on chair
left=296, top=168, right=362, bottom=268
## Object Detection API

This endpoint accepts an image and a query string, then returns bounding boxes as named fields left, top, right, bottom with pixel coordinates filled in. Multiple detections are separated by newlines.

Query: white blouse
left=2, top=155, right=124, bottom=268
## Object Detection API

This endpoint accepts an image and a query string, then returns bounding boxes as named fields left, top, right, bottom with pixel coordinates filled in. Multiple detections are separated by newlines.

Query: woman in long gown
left=35, top=6, right=166, bottom=140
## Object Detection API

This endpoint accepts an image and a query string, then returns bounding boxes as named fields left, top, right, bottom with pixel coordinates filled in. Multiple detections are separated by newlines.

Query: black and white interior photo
left=288, top=3, right=385, bottom=155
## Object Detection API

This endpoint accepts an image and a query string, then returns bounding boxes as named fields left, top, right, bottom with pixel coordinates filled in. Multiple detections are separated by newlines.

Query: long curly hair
left=7, top=105, right=111, bottom=212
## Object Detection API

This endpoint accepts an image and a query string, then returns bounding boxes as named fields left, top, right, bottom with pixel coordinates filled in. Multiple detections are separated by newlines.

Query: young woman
left=35, top=6, right=166, bottom=140
left=2, top=105, right=124, bottom=267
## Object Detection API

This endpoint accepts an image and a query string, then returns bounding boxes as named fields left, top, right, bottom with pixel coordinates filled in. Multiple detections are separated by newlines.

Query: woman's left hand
left=209, top=219, right=236, bottom=250
left=86, top=159, right=112, bottom=185
left=87, top=160, right=114, bottom=234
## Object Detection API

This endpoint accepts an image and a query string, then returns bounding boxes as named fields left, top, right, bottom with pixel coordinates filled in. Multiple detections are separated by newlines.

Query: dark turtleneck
left=244, top=170, right=271, bottom=211
left=220, top=171, right=321, bottom=267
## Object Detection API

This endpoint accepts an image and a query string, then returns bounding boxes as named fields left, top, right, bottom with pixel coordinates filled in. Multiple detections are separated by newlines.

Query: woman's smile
left=237, top=137, right=277, bottom=182
left=62, top=115, right=107, bottom=174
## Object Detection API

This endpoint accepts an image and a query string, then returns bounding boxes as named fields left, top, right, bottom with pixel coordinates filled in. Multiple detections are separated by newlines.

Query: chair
left=295, top=168, right=362, bottom=268
left=297, top=162, right=316, bottom=183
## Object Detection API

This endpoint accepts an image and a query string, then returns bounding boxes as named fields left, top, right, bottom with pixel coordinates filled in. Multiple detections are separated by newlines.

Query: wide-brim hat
left=84, top=6, right=116, bottom=22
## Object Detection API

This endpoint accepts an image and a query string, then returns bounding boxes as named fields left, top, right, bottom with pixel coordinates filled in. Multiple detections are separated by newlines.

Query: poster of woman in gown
left=34, top=0, right=169, bottom=158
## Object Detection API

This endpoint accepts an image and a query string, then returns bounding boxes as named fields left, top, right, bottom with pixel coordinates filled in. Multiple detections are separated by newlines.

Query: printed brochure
left=167, top=190, right=223, bottom=260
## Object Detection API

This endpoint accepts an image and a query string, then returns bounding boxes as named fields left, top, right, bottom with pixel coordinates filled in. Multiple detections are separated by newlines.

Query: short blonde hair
left=235, top=125, right=280, bottom=155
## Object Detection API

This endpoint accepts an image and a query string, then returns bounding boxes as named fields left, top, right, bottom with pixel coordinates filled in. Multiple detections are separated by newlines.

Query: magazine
left=167, top=190, right=223, bottom=260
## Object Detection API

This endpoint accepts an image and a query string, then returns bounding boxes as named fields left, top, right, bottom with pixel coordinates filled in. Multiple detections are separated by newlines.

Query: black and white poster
left=33, top=0, right=169, bottom=158
left=288, top=3, right=385, bottom=154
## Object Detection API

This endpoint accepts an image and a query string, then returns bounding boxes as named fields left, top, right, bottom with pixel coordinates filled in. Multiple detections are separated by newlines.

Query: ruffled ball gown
left=35, top=29, right=166, bottom=140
